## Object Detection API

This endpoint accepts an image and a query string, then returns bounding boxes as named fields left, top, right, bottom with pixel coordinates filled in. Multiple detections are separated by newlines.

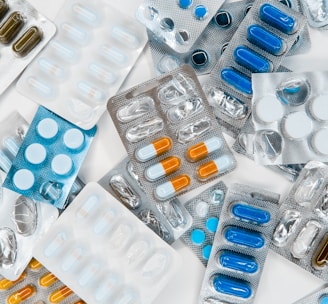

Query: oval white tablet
left=13, top=169, right=35, bottom=190
left=282, top=112, right=313, bottom=140
left=37, top=118, right=58, bottom=139
left=51, top=154, right=73, bottom=175
left=195, top=201, right=209, bottom=218
left=25, top=143, right=46, bottom=164
left=310, top=95, right=328, bottom=121
left=63, top=128, right=85, bottom=150
left=255, top=95, right=284, bottom=124
left=312, top=128, right=328, bottom=155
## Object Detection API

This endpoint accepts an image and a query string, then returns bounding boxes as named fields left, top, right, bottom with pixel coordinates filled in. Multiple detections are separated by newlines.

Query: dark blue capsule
left=212, top=275, right=252, bottom=298
left=232, top=203, right=271, bottom=224
left=221, top=68, right=252, bottom=95
left=224, top=226, right=265, bottom=248
left=219, top=251, right=258, bottom=273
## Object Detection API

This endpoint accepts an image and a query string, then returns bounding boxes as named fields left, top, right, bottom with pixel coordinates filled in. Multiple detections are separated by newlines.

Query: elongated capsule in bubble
left=135, top=137, right=172, bottom=162
left=28, top=258, right=42, bottom=270
left=219, top=251, right=258, bottom=273
left=72, top=3, right=99, bottom=26
left=221, top=68, right=252, bottom=95
left=187, top=136, right=223, bottom=162
left=49, top=286, right=73, bottom=303
left=39, top=272, right=58, bottom=287
left=0, top=271, right=26, bottom=290
left=145, top=156, right=181, bottom=181
left=225, top=226, right=265, bottom=248
left=155, top=174, right=190, bottom=201
left=12, top=26, right=43, bottom=57
left=212, top=275, right=252, bottom=298
left=112, top=26, right=140, bottom=48
left=231, top=203, right=271, bottom=224
left=313, top=233, right=328, bottom=268
left=61, top=23, right=88, bottom=45
left=260, top=3, right=297, bottom=34
left=197, top=154, right=234, bottom=180
left=0, top=12, right=25, bottom=44
left=38, top=58, right=66, bottom=80
left=50, top=41, right=77, bottom=62
left=77, top=81, right=105, bottom=103
left=0, top=1, right=9, bottom=20
left=27, top=77, right=54, bottom=98
left=7, top=285, right=36, bottom=304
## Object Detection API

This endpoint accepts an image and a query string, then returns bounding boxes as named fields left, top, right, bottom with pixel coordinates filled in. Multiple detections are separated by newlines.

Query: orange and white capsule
left=49, top=286, right=73, bottom=303
left=155, top=174, right=190, bottom=200
left=135, top=137, right=172, bottom=162
left=74, top=301, right=86, bottom=304
left=197, top=155, right=234, bottom=180
left=0, top=272, right=26, bottom=290
left=7, top=284, right=36, bottom=304
left=28, top=258, right=42, bottom=270
left=145, top=156, right=181, bottom=181
left=187, top=136, right=223, bottom=162
left=39, top=272, right=58, bottom=287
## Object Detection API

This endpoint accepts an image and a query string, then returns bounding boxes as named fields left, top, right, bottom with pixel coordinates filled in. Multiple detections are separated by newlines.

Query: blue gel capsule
left=219, top=251, right=258, bottom=273
left=202, top=245, right=212, bottom=260
left=224, top=227, right=264, bottom=248
left=179, top=0, right=192, bottom=9
left=212, top=275, right=252, bottom=298
left=221, top=68, right=252, bottom=95
left=247, top=25, right=285, bottom=55
left=260, top=3, right=297, bottom=34
left=234, top=46, right=272, bottom=73
left=232, top=203, right=271, bottom=224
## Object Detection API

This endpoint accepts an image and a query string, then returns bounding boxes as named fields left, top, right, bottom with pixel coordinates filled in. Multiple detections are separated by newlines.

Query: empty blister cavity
left=211, top=275, right=252, bottom=299
left=126, top=239, right=152, bottom=268
left=108, top=223, right=134, bottom=252
left=177, top=116, right=212, bottom=144
left=141, top=250, right=170, bottom=279
left=310, top=94, right=328, bottom=121
left=254, top=95, right=284, bottom=124
left=214, top=10, right=232, bottom=27
left=231, top=202, right=271, bottom=225
left=126, top=117, right=164, bottom=143
left=276, top=78, right=310, bottom=106
left=302, top=0, right=328, bottom=27
left=254, top=130, right=282, bottom=161
left=117, top=97, right=155, bottom=123
left=218, top=250, right=258, bottom=273
left=0, top=228, right=17, bottom=268
left=311, top=128, right=328, bottom=155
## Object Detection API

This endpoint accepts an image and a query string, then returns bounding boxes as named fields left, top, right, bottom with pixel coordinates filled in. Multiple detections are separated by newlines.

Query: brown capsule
left=0, top=0, right=9, bottom=21
left=13, top=26, right=43, bottom=56
left=313, top=233, right=328, bottom=268
left=0, top=11, right=25, bottom=44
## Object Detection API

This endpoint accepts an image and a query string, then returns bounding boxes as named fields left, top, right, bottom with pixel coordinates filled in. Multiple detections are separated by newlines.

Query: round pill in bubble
left=320, top=295, right=328, bottom=304
left=282, top=112, right=313, bottom=140
left=190, top=229, right=205, bottom=245
left=191, top=50, right=208, bottom=67
left=63, top=128, right=85, bottom=150
left=206, top=217, right=219, bottom=233
left=310, top=95, right=328, bottom=121
left=13, top=169, right=35, bottom=190
left=179, top=0, right=192, bottom=9
left=214, top=11, right=232, bottom=27
left=195, top=201, right=209, bottom=218
left=25, top=143, right=47, bottom=165
left=255, top=95, right=284, bottom=124
left=51, top=154, right=73, bottom=176
left=194, top=5, right=208, bottom=20
left=202, top=245, right=212, bottom=260
left=312, top=128, right=328, bottom=155
left=37, top=118, right=59, bottom=139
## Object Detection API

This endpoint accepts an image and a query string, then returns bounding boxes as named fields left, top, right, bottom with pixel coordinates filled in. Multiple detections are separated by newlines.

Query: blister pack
left=98, top=157, right=192, bottom=244
left=3, top=106, right=97, bottom=209
left=107, top=65, right=236, bottom=204
left=204, top=0, right=307, bottom=135
left=181, top=182, right=227, bottom=266
left=271, top=161, right=328, bottom=281
left=252, top=71, right=328, bottom=165
left=34, top=182, right=181, bottom=304
left=0, top=0, right=56, bottom=95
left=199, top=183, right=280, bottom=304
left=292, top=284, right=328, bottom=304
left=300, top=0, right=328, bottom=28
left=0, top=258, right=85, bottom=304
left=16, top=0, right=147, bottom=130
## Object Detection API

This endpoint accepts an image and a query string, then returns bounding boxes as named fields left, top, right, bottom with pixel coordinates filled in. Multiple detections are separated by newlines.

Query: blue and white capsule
left=221, top=68, right=252, bottom=95
left=145, top=156, right=181, bottom=182
left=224, top=226, right=265, bottom=249
left=155, top=174, right=190, bottom=201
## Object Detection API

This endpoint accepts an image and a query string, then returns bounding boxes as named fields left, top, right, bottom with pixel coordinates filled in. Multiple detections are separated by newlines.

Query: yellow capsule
left=7, top=284, right=35, bottom=304
left=0, top=271, right=26, bottom=290
left=0, top=0, right=9, bottom=21
left=28, top=258, right=42, bottom=270
left=39, top=272, right=58, bottom=287
left=0, top=11, right=25, bottom=44
left=12, top=26, right=43, bottom=57
left=49, top=286, right=73, bottom=303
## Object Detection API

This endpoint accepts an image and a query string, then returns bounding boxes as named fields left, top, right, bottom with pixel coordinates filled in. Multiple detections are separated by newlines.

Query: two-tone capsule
left=155, top=174, right=190, bottom=201
left=231, top=203, right=271, bottom=225
left=135, top=137, right=172, bottom=162
left=12, top=26, right=43, bottom=57
left=186, top=136, right=222, bottom=162
left=221, top=68, right=252, bottom=95
left=145, top=156, right=181, bottom=182
left=212, top=275, right=252, bottom=299
left=7, top=285, right=36, bottom=304
left=224, top=226, right=265, bottom=249
left=197, top=154, right=234, bottom=180
left=313, top=233, right=328, bottom=269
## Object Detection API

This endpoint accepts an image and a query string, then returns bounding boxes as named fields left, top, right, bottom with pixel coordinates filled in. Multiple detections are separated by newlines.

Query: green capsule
left=0, top=0, right=9, bottom=21
left=13, top=26, right=43, bottom=56
left=0, top=11, right=25, bottom=44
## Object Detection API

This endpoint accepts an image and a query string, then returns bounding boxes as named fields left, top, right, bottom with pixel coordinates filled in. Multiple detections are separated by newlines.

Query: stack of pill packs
left=2, top=0, right=328, bottom=302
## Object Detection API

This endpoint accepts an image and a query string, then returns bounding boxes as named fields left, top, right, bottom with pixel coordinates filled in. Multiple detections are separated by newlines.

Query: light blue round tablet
left=13, top=169, right=35, bottom=190
left=202, top=244, right=212, bottom=260
left=194, top=5, right=208, bottom=20
left=37, top=118, right=58, bottom=139
left=51, top=154, right=73, bottom=175
left=206, top=217, right=219, bottom=233
left=190, top=229, right=205, bottom=245
left=63, top=128, right=85, bottom=150
left=320, top=295, right=328, bottom=304
left=179, top=0, right=192, bottom=9
left=25, top=143, right=47, bottom=164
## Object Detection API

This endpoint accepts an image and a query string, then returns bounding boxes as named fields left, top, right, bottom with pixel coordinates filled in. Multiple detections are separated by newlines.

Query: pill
left=61, top=22, right=89, bottom=45
left=39, top=272, right=58, bottom=287
left=195, top=200, right=209, bottom=217
left=221, top=68, right=252, bottom=95
left=72, top=3, right=99, bottom=26
left=312, top=129, right=328, bottom=155
left=62, top=247, right=84, bottom=272
left=37, top=118, right=58, bottom=139
left=214, top=11, right=232, bottom=27
left=145, top=156, right=181, bottom=182
left=187, top=136, right=223, bottom=162
left=0, top=12, right=25, bottom=44
left=310, top=94, right=328, bottom=121
left=254, top=95, right=284, bottom=124
left=27, top=77, right=54, bottom=98
left=155, top=174, right=190, bottom=201
left=212, top=275, right=252, bottom=298
left=197, top=154, right=234, bottom=180
left=100, top=45, right=128, bottom=66
left=234, top=46, right=273, bottom=73
left=28, top=258, right=42, bottom=270
left=63, top=128, right=85, bottom=150
left=0, top=0, right=9, bottom=20
left=194, top=5, right=208, bottom=20
left=225, top=226, right=265, bottom=248
left=25, top=143, right=46, bottom=165
left=191, top=229, right=206, bottom=245
left=0, top=150, right=11, bottom=173
left=94, top=273, right=121, bottom=301
left=13, top=169, right=34, bottom=190
left=135, top=137, right=172, bottom=162
left=247, top=25, right=286, bottom=55
left=50, top=41, right=78, bottom=62
left=282, top=111, right=313, bottom=140
left=38, top=58, right=66, bottom=80
left=202, top=245, right=212, bottom=260
left=12, top=26, right=43, bottom=57
left=78, top=262, right=101, bottom=287
left=7, top=285, right=35, bottom=304
left=111, top=26, right=140, bottom=49
left=206, top=217, right=219, bottom=233
left=77, top=81, right=106, bottom=104
left=49, top=286, right=73, bottom=303
left=0, top=271, right=26, bottom=290
left=179, top=0, right=192, bottom=9
left=313, top=233, right=328, bottom=268
left=260, top=3, right=297, bottom=34
left=219, top=251, right=258, bottom=273
left=51, top=154, right=73, bottom=176
left=44, top=232, right=67, bottom=257
left=231, top=203, right=271, bottom=224
left=191, top=50, right=208, bottom=67
left=88, top=63, right=116, bottom=84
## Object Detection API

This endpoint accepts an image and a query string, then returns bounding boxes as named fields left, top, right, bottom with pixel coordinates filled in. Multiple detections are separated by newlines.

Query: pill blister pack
left=98, top=157, right=192, bottom=244
left=181, top=182, right=227, bottom=266
left=0, top=258, right=85, bottom=304
left=252, top=71, right=328, bottom=165
left=300, top=0, right=328, bottom=28
left=271, top=161, right=328, bottom=281
left=0, top=0, right=56, bottom=95
left=34, top=182, right=181, bottom=304
left=199, top=183, right=280, bottom=304
left=16, top=0, right=147, bottom=130
left=107, top=65, right=236, bottom=203
left=292, top=284, right=328, bottom=304
left=3, top=106, right=97, bottom=209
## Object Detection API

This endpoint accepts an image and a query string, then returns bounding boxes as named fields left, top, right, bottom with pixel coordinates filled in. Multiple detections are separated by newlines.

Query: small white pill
left=255, top=95, right=284, bottom=124
left=25, top=143, right=47, bottom=164
left=37, top=118, right=58, bottom=139
left=312, top=128, right=328, bottom=155
left=63, top=128, right=85, bottom=150
left=283, top=112, right=313, bottom=140
left=310, top=94, right=328, bottom=121
left=13, top=169, right=35, bottom=190
left=51, top=154, right=73, bottom=176
left=195, top=201, right=209, bottom=218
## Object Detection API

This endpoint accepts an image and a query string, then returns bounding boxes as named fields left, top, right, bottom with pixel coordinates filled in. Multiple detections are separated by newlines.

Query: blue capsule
left=212, top=275, right=252, bottom=298
left=234, top=46, right=272, bottom=73
left=221, top=68, right=252, bottom=95
left=247, top=25, right=286, bottom=55
left=231, top=203, right=271, bottom=224
left=260, top=3, right=297, bottom=34
left=219, top=251, right=258, bottom=273
left=224, top=226, right=264, bottom=248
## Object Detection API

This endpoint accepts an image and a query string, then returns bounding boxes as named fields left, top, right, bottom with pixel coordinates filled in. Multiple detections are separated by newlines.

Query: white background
left=2, top=0, right=328, bottom=303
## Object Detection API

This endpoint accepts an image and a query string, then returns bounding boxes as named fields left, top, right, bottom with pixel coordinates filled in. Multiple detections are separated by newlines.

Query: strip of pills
left=16, top=0, right=147, bottom=130
left=107, top=65, right=236, bottom=203
left=33, top=182, right=181, bottom=304
left=199, top=183, right=280, bottom=304
left=292, top=284, right=328, bottom=304
left=3, top=106, right=97, bottom=209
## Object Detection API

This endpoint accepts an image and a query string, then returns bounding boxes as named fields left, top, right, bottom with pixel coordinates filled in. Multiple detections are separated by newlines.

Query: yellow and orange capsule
left=28, top=258, right=42, bottom=271
left=135, top=137, right=172, bottom=162
left=49, top=286, right=73, bottom=303
left=155, top=174, right=190, bottom=200
left=39, top=272, right=58, bottom=287
left=0, top=271, right=26, bottom=290
left=7, top=284, right=35, bottom=304
left=186, top=136, right=223, bottom=162
left=197, top=155, right=234, bottom=180
left=145, top=156, right=181, bottom=181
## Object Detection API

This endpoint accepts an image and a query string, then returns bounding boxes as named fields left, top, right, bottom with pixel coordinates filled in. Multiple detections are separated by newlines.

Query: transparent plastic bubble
left=141, top=250, right=169, bottom=279
left=126, top=239, right=151, bottom=267
left=127, top=161, right=144, bottom=191
left=210, top=189, right=225, bottom=204
left=157, top=55, right=180, bottom=73
left=316, top=185, right=328, bottom=217
left=157, top=199, right=187, bottom=228
left=303, top=0, right=328, bottom=23
left=117, top=97, right=155, bottom=123
left=108, top=224, right=133, bottom=252
left=40, top=181, right=63, bottom=201
left=66, top=176, right=85, bottom=206
left=0, top=227, right=17, bottom=268
left=276, top=164, right=304, bottom=179
left=237, top=132, right=255, bottom=155
left=126, top=117, right=163, bottom=143
left=276, top=78, right=311, bottom=106
left=115, top=288, right=140, bottom=304
left=177, top=117, right=211, bottom=144
left=254, top=130, right=282, bottom=161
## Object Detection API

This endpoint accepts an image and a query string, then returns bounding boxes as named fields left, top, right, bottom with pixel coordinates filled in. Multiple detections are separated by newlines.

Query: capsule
left=155, top=174, right=190, bottom=201
left=0, top=0, right=9, bottom=20
left=12, top=26, right=43, bottom=57
left=39, top=272, right=58, bottom=287
left=313, top=233, right=328, bottom=268
left=74, top=301, right=86, bottom=304
left=49, top=286, right=73, bottom=303
left=260, top=3, right=297, bottom=34
left=0, top=271, right=26, bottom=290
left=225, top=226, right=265, bottom=249
left=197, top=154, right=234, bottom=180
left=28, top=258, right=42, bottom=270
left=145, top=156, right=181, bottom=182
left=61, top=22, right=89, bottom=45
left=231, top=203, right=271, bottom=224
left=221, top=68, right=252, bottom=95
left=0, top=12, right=25, bottom=44
left=219, top=251, right=258, bottom=273
left=77, top=81, right=105, bottom=103
left=212, top=275, right=252, bottom=299
left=187, top=136, right=223, bottom=162
left=7, top=285, right=36, bottom=304
left=135, top=137, right=172, bottom=162
left=234, top=46, right=273, bottom=73
left=72, top=3, right=99, bottom=26
left=111, top=25, right=140, bottom=49
left=38, top=58, right=66, bottom=80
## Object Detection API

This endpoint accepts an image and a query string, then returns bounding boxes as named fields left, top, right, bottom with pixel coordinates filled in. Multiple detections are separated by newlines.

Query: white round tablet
left=255, top=95, right=284, bottom=124
left=63, top=128, right=85, bottom=150
left=25, top=143, right=47, bottom=164
left=310, top=95, right=328, bottom=121
left=51, top=154, right=73, bottom=175
left=282, top=112, right=313, bottom=140
left=195, top=201, right=209, bottom=218
left=312, top=128, right=328, bottom=155
left=37, top=118, right=58, bottom=139
left=13, top=169, right=35, bottom=190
